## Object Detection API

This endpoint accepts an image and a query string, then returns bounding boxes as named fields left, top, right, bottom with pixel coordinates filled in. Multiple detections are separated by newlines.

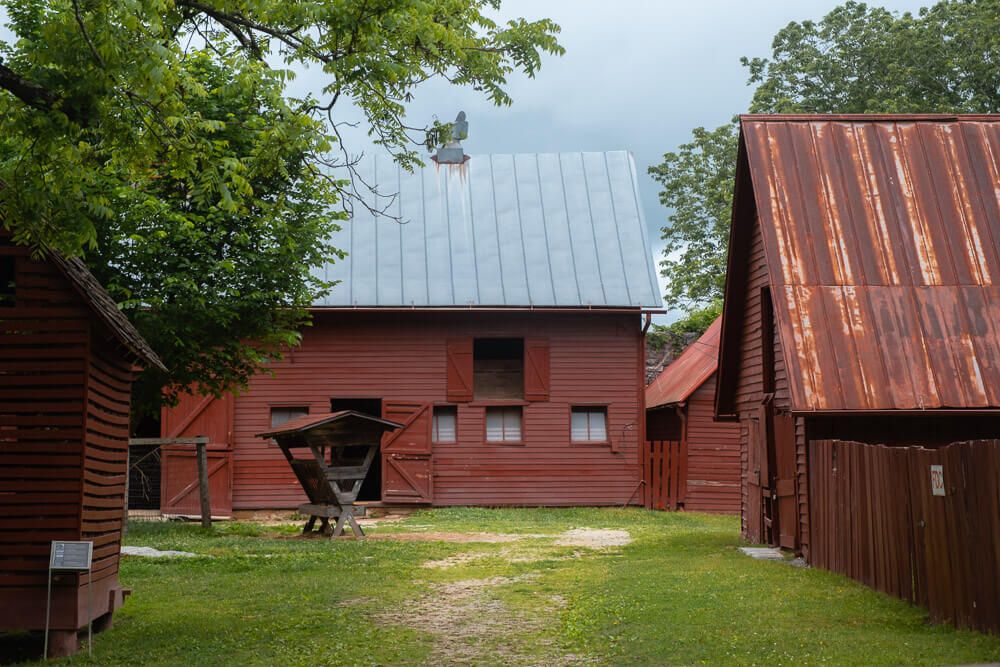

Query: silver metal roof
left=314, top=151, right=662, bottom=308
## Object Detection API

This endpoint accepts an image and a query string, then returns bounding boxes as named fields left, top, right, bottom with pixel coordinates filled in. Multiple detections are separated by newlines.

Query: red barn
left=0, top=237, right=163, bottom=655
left=645, top=317, right=740, bottom=513
left=161, top=151, right=663, bottom=512
left=716, top=115, right=1000, bottom=631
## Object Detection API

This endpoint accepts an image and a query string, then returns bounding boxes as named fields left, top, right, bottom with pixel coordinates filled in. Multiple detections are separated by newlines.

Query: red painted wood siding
left=683, top=375, right=740, bottom=513
left=226, top=311, right=644, bottom=509
left=0, top=244, right=133, bottom=631
left=731, top=216, right=808, bottom=550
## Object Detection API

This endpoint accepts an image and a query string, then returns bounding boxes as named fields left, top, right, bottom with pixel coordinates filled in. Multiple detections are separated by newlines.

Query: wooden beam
left=196, top=442, right=212, bottom=529
left=128, top=437, right=210, bottom=446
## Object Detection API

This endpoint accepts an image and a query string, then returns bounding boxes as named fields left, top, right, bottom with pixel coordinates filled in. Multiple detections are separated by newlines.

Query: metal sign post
left=44, top=540, right=94, bottom=660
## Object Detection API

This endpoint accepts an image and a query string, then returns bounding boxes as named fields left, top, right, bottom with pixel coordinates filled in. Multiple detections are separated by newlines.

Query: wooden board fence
left=646, top=440, right=682, bottom=510
left=809, top=439, right=1000, bottom=634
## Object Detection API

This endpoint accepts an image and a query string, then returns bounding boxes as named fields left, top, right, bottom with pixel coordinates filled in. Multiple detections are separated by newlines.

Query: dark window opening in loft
left=0, top=257, right=14, bottom=307
left=474, top=338, right=523, bottom=400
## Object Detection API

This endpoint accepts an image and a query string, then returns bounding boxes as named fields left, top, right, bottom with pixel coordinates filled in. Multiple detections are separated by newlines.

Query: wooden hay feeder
left=257, top=411, right=402, bottom=538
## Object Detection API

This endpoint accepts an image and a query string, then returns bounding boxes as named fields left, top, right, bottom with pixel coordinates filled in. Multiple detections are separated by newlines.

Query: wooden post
left=123, top=446, right=130, bottom=537
left=196, top=442, right=212, bottom=529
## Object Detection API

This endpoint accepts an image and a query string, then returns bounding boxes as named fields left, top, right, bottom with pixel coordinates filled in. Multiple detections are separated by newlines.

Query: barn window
left=474, top=338, right=523, bottom=400
left=485, top=406, right=522, bottom=443
left=0, top=257, right=14, bottom=307
left=571, top=407, right=608, bottom=442
left=270, top=406, right=308, bottom=428
left=432, top=406, right=457, bottom=443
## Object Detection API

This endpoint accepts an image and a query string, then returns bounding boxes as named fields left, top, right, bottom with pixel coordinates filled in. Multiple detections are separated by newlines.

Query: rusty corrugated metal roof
left=740, top=114, right=1000, bottom=411
left=646, top=317, right=721, bottom=410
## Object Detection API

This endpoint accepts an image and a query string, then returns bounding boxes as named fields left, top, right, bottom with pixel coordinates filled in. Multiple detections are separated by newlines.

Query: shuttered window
left=524, top=338, right=550, bottom=401
left=571, top=407, right=607, bottom=442
left=270, top=406, right=308, bottom=428
left=485, top=406, right=522, bottom=442
left=446, top=338, right=474, bottom=402
left=432, top=406, right=457, bottom=443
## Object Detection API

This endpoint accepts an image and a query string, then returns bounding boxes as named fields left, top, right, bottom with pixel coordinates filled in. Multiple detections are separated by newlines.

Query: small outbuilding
left=0, top=236, right=163, bottom=655
left=645, top=317, right=740, bottom=513
left=716, top=114, right=1000, bottom=632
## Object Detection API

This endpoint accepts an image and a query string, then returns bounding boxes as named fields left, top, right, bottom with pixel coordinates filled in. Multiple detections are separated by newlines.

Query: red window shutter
left=524, top=337, right=550, bottom=401
left=446, top=338, right=473, bottom=402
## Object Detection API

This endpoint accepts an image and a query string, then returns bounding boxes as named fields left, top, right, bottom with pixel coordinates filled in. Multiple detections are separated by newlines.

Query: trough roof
left=313, top=151, right=662, bottom=308
left=721, top=114, right=1000, bottom=413
left=646, top=317, right=721, bottom=410
left=256, top=410, right=404, bottom=439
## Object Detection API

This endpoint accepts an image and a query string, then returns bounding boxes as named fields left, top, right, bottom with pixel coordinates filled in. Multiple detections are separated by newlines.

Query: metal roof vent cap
left=432, top=111, right=470, bottom=165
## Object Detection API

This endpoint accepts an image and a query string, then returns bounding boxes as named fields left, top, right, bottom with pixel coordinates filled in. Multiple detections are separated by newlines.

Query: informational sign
left=45, top=540, right=95, bottom=659
left=930, top=465, right=946, bottom=497
left=49, top=541, right=93, bottom=571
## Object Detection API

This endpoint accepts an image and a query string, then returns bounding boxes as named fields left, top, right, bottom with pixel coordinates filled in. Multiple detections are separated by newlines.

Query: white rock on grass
left=121, top=546, right=200, bottom=558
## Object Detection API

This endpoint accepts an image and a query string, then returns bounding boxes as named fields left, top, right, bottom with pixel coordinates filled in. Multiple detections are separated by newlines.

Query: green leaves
left=651, top=0, right=999, bottom=314
left=0, top=0, right=561, bottom=416
left=649, top=123, right=738, bottom=311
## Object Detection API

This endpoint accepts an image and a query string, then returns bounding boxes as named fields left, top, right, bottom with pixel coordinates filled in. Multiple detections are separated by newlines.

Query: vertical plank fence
left=809, top=439, right=1000, bottom=634
left=646, top=440, right=682, bottom=510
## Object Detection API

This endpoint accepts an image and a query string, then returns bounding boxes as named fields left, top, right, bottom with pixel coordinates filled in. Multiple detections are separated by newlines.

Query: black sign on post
left=50, top=541, right=93, bottom=571
left=45, top=540, right=95, bottom=660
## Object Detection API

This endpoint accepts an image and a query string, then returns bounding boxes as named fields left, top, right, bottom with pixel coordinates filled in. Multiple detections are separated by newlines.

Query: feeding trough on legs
left=257, top=411, right=403, bottom=538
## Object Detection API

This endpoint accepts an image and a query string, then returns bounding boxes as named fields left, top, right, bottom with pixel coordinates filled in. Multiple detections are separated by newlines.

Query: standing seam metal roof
left=734, top=114, right=1000, bottom=412
left=314, top=151, right=662, bottom=308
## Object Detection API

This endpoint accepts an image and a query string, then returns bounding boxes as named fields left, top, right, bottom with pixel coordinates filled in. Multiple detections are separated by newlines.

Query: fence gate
left=646, top=440, right=682, bottom=510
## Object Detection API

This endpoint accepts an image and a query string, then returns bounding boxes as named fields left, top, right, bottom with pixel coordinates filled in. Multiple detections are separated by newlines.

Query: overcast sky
left=284, top=0, right=928, bottom=316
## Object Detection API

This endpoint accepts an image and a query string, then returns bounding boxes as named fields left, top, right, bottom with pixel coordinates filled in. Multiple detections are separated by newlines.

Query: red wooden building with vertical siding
left=716, top=115, right=1000, bottom=557
left=161, top=151, right=663, bottom=512
left=0, top=237, right=163, bottom=656
left=645, top=317, right=740, bottom=513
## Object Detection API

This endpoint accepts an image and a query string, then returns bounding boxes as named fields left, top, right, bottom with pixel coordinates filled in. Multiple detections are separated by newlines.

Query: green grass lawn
left=15, top=508, right=1000, bottom=666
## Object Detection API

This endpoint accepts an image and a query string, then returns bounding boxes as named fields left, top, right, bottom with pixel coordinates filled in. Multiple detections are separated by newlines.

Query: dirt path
left=376, top=528, right=630, bottom=666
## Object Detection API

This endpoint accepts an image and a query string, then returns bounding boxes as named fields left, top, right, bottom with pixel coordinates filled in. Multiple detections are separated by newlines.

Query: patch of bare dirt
left=555, top=528, right=631, bottom=549
left=379, top=574, right=587, bottom=666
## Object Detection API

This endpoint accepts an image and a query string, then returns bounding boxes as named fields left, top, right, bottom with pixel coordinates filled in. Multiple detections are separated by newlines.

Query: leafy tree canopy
left=650, top=0, right=999, bottom=317
left=0, top=0, right=562, bottom=414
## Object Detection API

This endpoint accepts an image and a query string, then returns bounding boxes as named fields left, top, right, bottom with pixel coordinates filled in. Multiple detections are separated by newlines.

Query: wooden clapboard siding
left=220, top=311, right=643, bottom=509
left=683, top=375, right=740, bottom=513
left=0, top=241, right=138, bottom=632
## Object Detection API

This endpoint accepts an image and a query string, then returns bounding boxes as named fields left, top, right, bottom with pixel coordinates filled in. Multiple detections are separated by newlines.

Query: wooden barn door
left=772, top=411, right=798, bottom=549
left=160, top=392, right=234, bottom=516
left=381, top=401, right=433, bottom=503
left=746, top=409, right=767, bottom=544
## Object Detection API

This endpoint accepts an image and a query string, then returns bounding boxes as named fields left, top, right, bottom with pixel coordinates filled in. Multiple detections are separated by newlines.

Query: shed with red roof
left=645, top=317, right=740, bottom=513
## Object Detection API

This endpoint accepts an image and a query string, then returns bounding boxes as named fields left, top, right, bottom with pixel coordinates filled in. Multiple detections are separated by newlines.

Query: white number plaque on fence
left=930, top=465, right=946, bottom=497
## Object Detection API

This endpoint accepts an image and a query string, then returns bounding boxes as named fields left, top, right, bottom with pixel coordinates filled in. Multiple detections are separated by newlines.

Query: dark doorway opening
left=330, top=398, right=382, bottom=501
left=129, top=412, right=162, bottom=510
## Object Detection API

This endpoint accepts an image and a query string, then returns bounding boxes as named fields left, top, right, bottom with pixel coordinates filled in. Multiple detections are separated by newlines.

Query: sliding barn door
left=381, top=401, right=434, bottom=503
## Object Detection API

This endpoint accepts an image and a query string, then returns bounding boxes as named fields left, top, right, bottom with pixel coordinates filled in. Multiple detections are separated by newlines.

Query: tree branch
left=0, top=62, right=63, bottom=114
